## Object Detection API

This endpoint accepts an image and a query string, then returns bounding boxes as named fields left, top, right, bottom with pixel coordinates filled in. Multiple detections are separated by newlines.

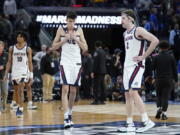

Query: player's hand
left=133, top=55, right=145, bottom=63
left=70, top=33, right=78, bottom=42
left=64, top=34, right=71, bottom=42
left=0, top=66, right=3, bottom=70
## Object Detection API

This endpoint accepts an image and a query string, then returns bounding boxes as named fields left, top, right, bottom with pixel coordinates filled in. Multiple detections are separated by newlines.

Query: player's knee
left=125, top=92, right=131, bottom=99
left=62, top=88, right=69, bottom=95
left=128, top=90, right=136, bottom=97
left=70, top=89, right=76, bottom=95
left=26, top=83, right=31, bottom=89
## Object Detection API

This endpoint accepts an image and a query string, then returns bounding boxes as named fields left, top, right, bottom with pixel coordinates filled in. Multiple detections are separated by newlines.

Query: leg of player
left=118, top=91, right=135, bottom=132
left=132, top=90, right=155, bottom=133
left=16, top=81, right=25, bottom=118
left=68, top=86, right=77, bottom=126
left=62, top=85, right=71, bottom=128
left=10, top=85, right=18, bottom=109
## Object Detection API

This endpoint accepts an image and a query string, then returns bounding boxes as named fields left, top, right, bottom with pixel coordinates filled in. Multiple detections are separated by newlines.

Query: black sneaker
left=155, top=109, right=162, bottom=119
left=161, top=113, right=168, bottom=120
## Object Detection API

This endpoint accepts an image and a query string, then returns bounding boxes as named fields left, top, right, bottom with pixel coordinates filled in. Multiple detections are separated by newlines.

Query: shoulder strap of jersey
left=62, top=25, right=68, bottom=33
left=73, top=25, right=78, bottom=32
left=10, top=45, right=15, bottom=54
left=26, top=45, right=31, bottom=56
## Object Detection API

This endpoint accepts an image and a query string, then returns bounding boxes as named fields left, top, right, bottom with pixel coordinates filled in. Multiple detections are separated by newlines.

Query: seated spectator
left=104, top=74, right=114, bottom=100
left=112, top=75, right=124, bottom=101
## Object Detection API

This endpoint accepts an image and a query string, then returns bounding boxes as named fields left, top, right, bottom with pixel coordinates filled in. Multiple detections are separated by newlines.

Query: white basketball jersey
left=11, top=45, right=29, bottom=79
left=124, top=27, right=145, bottom=67
left=60, top=26, right=81, bottom=65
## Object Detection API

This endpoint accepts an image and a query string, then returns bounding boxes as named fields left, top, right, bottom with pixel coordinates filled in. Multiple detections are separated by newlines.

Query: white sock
left=28, top=101, right=33, bottom=105
left=64, top=111, right=69, bottom=120
left=19, top=107, right=23, bottom=111
left=141, top=112, right=149, bottom=122
left=127, top=117, right=133, bottom=124
left=68, top=109, right=72, bottom=115
left=163, top=111, right=167, bottom=115
left=12, top=101, right=16, bottom=105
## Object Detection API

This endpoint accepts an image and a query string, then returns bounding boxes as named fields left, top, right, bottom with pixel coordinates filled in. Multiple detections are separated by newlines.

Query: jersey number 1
left=126, top=42, right=129, bottom=49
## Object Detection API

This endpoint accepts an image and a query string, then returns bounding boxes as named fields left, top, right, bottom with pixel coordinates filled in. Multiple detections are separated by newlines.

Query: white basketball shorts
left=123, top=64, right=145, bottom=91
left=60, top=64, right=82, bottom=86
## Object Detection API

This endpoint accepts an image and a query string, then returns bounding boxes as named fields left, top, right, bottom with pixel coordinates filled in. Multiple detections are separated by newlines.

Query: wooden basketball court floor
left=0, top=100, right=180, bottom=135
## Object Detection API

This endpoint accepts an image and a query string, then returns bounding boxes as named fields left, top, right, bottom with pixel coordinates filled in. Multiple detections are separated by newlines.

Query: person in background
left=91, top=40, right=106, bottom=105
left=0, top=41, right=8, bottom=112
left=152, top=40, right=178, bottom=120
left=33, top=44, right=47, bottom=70
left=40, top=47, right=55, bottom=102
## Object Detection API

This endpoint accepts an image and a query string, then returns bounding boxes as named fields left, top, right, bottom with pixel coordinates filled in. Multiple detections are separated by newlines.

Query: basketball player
left=118, top=9, right=159, bottom=133
left=52, top=11, right=88, bottom=128
left=4, top=32, right=33, bottom=117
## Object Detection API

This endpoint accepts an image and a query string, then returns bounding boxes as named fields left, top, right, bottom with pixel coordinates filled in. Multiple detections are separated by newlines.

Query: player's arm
left=136, top=27, right=159, bottom=59
left=4, top=47, right=13, bottom=80
left=52, top=27, right=68, bottom=50
left=75, top=27, right=88, bottom=52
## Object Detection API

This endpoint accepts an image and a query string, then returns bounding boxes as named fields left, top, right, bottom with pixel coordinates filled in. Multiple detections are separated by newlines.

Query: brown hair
left=66, top=11, right=77, bottom=20
left=121, top=9, right=136, bottom=23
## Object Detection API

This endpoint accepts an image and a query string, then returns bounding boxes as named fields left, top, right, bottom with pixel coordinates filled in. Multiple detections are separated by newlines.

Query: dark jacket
left=0, top=51, right=8, bottom=79
left=82, top=55, right=93, bottom=76
left=40, top=54, right=56, bottom=76
left=93, top=47, right=106, bottom=75
left=152, top=50, right=178, bottom=82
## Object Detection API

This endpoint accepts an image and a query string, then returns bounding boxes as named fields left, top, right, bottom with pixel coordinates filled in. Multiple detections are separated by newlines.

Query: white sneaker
left=68, top=115, right=74, bottom=126
left=10, top=103, right=18, bottom=110
left=136, top=120, right=155, bottom=133
left=70, top=120, right=74, bottom=126
left=27, top=104, right=37, bottom=110
left=64, top=119, right=71, bottom=129
left=117, top=123, right=136, bottom=132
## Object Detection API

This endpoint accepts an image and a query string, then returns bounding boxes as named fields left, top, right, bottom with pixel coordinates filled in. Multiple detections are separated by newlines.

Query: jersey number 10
left=17, top=56, right=22, bottom=62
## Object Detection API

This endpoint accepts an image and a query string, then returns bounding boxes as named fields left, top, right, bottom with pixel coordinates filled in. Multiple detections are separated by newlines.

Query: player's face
left=17, top=34, right=25, bottom=43
left=121, top=14, right=130, bottom=29
left=66, top=18, right=76, bottom=28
